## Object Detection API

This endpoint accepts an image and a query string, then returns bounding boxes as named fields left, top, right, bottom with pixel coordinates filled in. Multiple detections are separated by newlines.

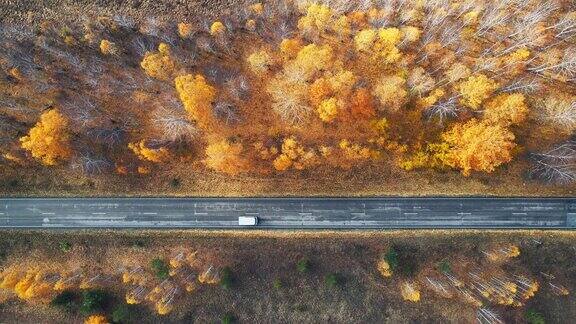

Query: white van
left=238, top=216, right=258, bottom=226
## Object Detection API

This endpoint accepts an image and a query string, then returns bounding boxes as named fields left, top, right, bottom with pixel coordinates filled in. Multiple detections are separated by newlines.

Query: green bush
left=170, top=178, right=181, bottom=188
left=59, top=241, right=72, bottom=253
left=384, top=248, right=398, bottom=271
left=296, top=258, right=311, bottom=273
left=220, top=267, right=233, bottom=289
left=51, top=290, right=78, bottom=312
left=324, top=273, right=341, bottom=288
left=273, top=277, right=283, bottom=289
left=112, top=304, right=133, bottom=323
left=150, top=258, right=170, bottom=279
left=438, top=259, right=451, bottom=274
left=525, top=309, right=545, bottom=324
left=221, top=313, right=235, bottom=324
left=80, top=289, right=108, bottom=315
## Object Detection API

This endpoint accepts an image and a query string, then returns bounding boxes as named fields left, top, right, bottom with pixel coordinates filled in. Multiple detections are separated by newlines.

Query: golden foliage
left=279, top=38, right=302, bottom=59
left=483, top=93, right=528, bottom=126
left=297, top=3, right=333, bottom=35
left=20, top=109, right=72, bottom=166
left=457, top=74, right=499, bottom=110
left=373, top=75, right=408, bottom=113
left=317, top=97, right=340, bottom=122
left=140, top=43, right=176, bottom=80
left=85, top=315, right=109, bottom=324
left=99, top=39, right=118, bottom=55
left=174, top=74, right=217, bottom=129
left=177, top=23, right=194, bottom=38
left=128, top=140, right=171, bottom=163
left=204, top=139, right=249, bottom=175
left=247, top=50, right=273, bottom=74
left=401, top=282, right=421, bottom=302
left=377, top=259, right=392, bottom=277
left=286, top=44, right=333, bottom=82
left=309, top=77, right=332, bottom=106
left=273, top=137, right=318, bottom=171
left=441, top=119, right=516, bottom=176
left=210, top=21, right=226, bottom=36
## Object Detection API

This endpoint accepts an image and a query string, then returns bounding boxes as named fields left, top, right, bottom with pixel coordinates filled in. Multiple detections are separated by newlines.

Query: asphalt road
left=0, top=198, right=575, bottom=229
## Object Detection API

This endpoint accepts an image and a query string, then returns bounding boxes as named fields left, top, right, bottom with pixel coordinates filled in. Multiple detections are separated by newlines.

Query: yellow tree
left=317, top=97, right=340, bottom=122
left=141, top=43, right=176, bottom=80
left=84, top=315, right=109, bottom=324
left=204, top=139, right=249, bottom=175
left=441, top=119, right=516, bottom=176
left=20, top=109, right=72, bottom=166
left=128, top=140, right=171, bottom=163
left=285, top=44, right=333, bottom=82
left=0, top=267, right=24, bottom=289
left=400, top=282, right=421, bottom=302
left=483, top=93, right=528, bottom=126
left=246, top=50, right=273, bottom=74
left=373, top=75, right=408, bottom=113
left=99, top=40, right=118, bottom=55
left=174, top=74, right=217, bottom=129
left=457, top=74, right=499, bottom=109
left=297, top=3, right=333, bottom=36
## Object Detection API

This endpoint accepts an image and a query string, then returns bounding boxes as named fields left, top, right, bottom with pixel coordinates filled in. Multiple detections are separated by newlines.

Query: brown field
left=1, top=160, right=575, bottom=197
left=0, top=230, right=575, bottom=323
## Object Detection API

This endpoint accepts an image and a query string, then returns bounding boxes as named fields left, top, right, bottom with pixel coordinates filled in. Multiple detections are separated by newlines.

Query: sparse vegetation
left=59, top=241, right=72, bottom=253
left=525, top=309, right=546, bottom=324
left=220, top=267, right=233, bottom=290
left=150, top=258, right=169, bottom=280
left=51, top=290, right=79, bottom=312
left=80, top=289, right=109, bottom=315
left=0, top=230, right=574, bottom=323
left=296, top=257, right=311, bottom=273
left=324, top=273, right=341, bottom=288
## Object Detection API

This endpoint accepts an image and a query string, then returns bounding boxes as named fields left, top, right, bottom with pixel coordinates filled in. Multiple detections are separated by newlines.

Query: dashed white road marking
left=92, top=212, right=107, bottom=215
left=41, top=212, right=55, bottom=215
left=143, top=212, right=157, bottom=215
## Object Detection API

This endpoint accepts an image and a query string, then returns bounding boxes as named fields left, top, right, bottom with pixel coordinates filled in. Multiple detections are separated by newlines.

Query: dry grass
left=1, top=159, right=575, bottom=196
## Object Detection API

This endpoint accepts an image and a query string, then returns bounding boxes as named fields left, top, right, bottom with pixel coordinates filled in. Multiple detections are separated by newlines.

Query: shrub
left=438, top=259, right=451, bottom=274
left=170, top=178, right=181, bottom=188
left=59, top=241, right=72, bottom=253
left=51, top=290, right=79, bottom=312
left=80, top=289, right=109, bottom=315
left=384, top=248, right=398, bottom=271
left=324, top=273, right=341, bottom=288
left=220, top=267, right=233, bottom=289
left=296, top=258, right=311, bottom=273
left=150, top=258, right=170, bottom=279
left=221, top=313, right=235, bottom=324
left=273, top=278, right=283, bottom=289
left=111, top=304, right=133, bottom=323
left=525, top=309, right=545, bottom=324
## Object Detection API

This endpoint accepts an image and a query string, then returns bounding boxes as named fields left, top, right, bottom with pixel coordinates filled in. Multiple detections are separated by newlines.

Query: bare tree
left=424, top=97, right=460, bottom=124
left=531, top=141, right=576, bottom=184
left=499, top=77, right=541, bottom=94
left=214, top=102, right=241, bottom=125
left=537, top=97, right=576, bottom=130
left=477, top=308, right=504, bottom=324
left=71, top=153, right=112, bottom=175
left=152, top=107, right=198, bottom=142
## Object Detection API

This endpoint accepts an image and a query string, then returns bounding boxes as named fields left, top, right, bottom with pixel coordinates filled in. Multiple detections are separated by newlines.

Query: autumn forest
left=1, top=0, right=575, bottom=195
